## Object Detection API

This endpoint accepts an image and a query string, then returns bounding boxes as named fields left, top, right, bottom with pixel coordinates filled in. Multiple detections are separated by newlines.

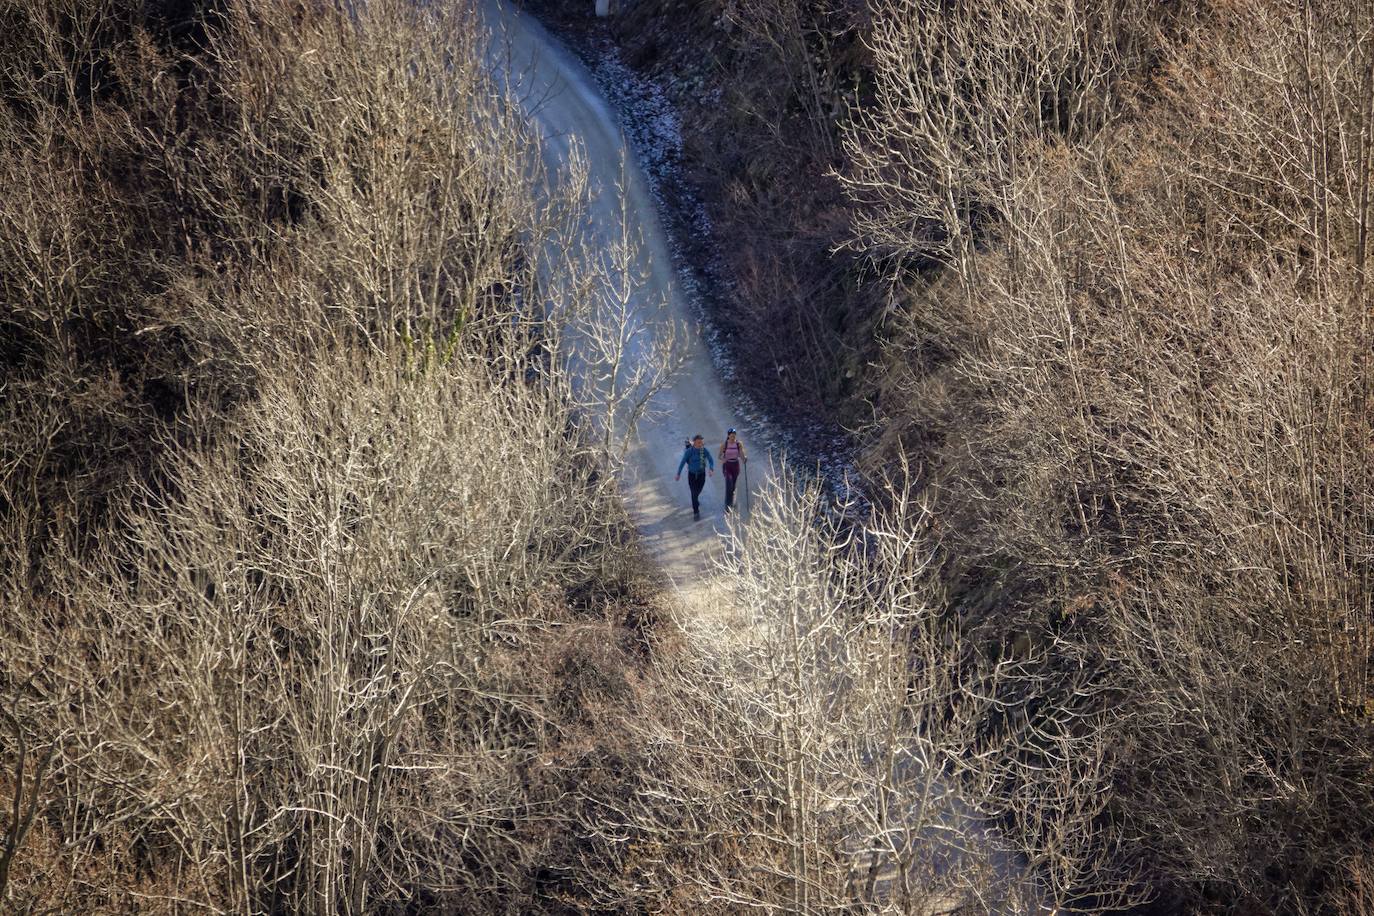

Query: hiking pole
left=744, top=459, right=750, bottom=520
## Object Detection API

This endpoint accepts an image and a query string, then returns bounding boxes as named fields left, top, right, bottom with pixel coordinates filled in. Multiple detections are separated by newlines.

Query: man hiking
left=718, top=427, right=748, bottom=512
left=675, top=434, right=714, bottom=520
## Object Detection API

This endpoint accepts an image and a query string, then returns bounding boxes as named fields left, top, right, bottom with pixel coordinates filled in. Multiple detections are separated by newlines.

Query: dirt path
left=478, top=6, right=1046, bottom=912
left=482, top=0, right=773, bottom=589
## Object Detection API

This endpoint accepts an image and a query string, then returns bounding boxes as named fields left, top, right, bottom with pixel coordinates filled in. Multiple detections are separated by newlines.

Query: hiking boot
left=693, top=509, right=700, bottom=520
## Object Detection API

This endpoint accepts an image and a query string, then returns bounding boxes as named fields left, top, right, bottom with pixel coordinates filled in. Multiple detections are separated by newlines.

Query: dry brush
left=0, top=0, right=677, bottom=911
left=840, top=0, right=1374, bottom=910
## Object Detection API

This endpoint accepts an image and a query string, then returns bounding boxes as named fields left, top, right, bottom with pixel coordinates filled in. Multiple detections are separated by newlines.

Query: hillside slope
left=520, top=0, right=1374, bottom=912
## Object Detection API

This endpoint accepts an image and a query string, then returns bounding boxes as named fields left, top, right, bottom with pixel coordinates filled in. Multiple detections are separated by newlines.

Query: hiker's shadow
left=643, top=504, right=722, bottom=539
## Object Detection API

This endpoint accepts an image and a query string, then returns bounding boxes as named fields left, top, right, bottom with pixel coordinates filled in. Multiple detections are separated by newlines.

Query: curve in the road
left=479, top=6, right=1047, bottom=912
left=481, top=0, right=772, bottom=588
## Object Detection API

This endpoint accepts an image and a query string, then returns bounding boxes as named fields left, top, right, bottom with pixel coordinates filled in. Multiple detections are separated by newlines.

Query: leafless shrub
left=579, top=468, right=1136, bottom=914
left=723, top=0, right=864, bottom=160
left=0, top=704, right=57, bottom=911
left=2, top=352, right=634, bottom=912
left=0, top=0, right=681, bottom=911
left=840, top=0, right=1374, bottom=909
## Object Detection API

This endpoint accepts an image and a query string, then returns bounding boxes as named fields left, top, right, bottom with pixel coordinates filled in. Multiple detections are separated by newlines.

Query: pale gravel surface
left=495, top=4, right=872, bottom=516
left=482, top=0, right=772, bottom=587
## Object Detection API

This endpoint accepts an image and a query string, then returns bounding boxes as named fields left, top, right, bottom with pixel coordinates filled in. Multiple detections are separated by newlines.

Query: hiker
left=718, top=427, right=748, bottom=511
left=675, top=434, right=714, bottom=520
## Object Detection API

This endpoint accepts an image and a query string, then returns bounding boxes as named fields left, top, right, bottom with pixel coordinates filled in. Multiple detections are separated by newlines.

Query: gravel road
left=478, top=6, right=1042, bottom=910
left=482, top=0, right=772, bottom=587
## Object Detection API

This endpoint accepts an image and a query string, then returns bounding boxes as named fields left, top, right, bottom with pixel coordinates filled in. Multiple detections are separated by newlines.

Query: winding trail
left=479, top=6, right=1038, bottom=913
left=482, top=0, right=773, bottom=591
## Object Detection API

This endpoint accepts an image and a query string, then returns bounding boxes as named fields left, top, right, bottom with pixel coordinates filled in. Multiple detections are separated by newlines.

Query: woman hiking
left=718, top=428, right=747, bottom=512
left=675, top=434, right=714, bottom=520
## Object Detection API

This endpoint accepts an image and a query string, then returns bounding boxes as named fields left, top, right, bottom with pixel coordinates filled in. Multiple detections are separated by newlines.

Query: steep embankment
left=517, top=0, right=881, bottom=436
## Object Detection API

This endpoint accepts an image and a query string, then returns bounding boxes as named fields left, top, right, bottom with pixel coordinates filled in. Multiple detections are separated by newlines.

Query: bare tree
left=838, top=0, right=1374, bottom=910
left=541, top=161, right=688, bottom=458
left=0, top=0, right=677, bottom=911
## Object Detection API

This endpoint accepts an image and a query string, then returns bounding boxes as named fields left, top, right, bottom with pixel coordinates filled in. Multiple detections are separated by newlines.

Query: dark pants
left=688, top=470, right=706, bottom=513
left=722, top=460, right=741, bottom=508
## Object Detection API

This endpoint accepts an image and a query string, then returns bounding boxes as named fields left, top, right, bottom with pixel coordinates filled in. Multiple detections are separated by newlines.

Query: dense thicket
left=839, top=1, right=1374, bottom=910
left=0, top=1, right=667, bottom=911
left=6, top=0, right=1372, bottom=911
left=535, top=0, right=1374, bottom=911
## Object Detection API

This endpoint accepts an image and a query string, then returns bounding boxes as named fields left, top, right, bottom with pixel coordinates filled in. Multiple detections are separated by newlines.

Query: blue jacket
left=677, top=445, right=714, bottom=476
